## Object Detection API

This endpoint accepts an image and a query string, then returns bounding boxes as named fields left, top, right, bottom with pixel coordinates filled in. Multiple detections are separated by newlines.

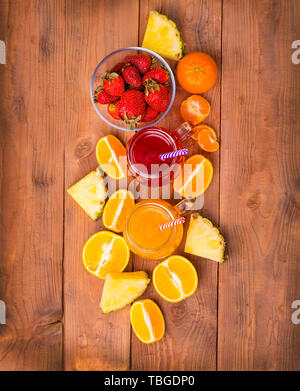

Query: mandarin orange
left=177, top=52, right=218, bottom=93
left=180, top=95, right=210, bottom=125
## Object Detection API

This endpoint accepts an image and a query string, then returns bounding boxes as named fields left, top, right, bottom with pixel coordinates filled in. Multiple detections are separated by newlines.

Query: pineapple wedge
left=100, top=272, right=150, bottom=314
left=185, top=213, right=226, bottom=263
left=142, top=10, right=185, bottom=60
left=67, top=169, right=107, bottom=221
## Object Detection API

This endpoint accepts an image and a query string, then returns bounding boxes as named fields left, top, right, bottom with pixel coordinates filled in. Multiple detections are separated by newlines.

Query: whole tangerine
left=177, top=52, right=218, bottom=93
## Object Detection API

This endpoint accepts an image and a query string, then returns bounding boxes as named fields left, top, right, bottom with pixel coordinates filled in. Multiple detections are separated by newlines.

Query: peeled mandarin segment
left=192, top=126, right=205, bottom=140
left=96, top=135, right=127, bottom=179
left=197, top=129, right=219, bottom=152
left=102, top=190, right=135, bottom=233
left=130, top=299, right=165, bottom=344
left=82, top=231, right=130, bottom=279
left=192, top=124, right=217, bottom=141
left=153, top=256, right=198, bottom=303
left=180, top=95, right=210, bottom=125
left=173, top=154, right=213, bottom=198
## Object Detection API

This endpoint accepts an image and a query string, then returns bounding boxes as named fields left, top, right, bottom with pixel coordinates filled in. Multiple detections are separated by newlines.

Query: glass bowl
left=90, top=47, right=176, bottom=132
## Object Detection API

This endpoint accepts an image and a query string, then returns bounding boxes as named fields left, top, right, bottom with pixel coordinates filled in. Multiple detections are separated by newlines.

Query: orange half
left=153, top=256, right=198, bottom=303
left=96, top=135, right=126, bottom=179
left=82, top=231, right=130, bottom=279
left=130, top=299, right=165, bottom=344
left=173, top=154, right=213, bottom=198
left=102, top=189, right=135, bottom=233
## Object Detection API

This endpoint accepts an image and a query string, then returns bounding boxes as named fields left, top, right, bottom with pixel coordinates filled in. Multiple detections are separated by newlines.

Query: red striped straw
left=159, top=148, right=188, bottom=161
left=159, top=217, right=186, bottom=231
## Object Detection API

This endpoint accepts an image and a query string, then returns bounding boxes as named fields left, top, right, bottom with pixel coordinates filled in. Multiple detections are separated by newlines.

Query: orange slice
left=82, top=231, right=130, bottom=279
left=102, top=189, right=135, bottom=233
left=173, top=154, right=213, bottom=198
left=180, top=95, right=210, bottom=125
left=130, top=299, right=165, bottom=344
left=96, top=135, right=126, bottom=179
left=153, top=255, right=198, bottom=303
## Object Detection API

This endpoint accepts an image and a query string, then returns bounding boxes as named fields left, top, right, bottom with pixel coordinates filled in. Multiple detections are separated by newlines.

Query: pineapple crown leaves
left=144, top=79, right=161, bottom=95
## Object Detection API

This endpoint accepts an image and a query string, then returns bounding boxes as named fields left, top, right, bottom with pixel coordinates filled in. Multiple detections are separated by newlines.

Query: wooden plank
left=0, top=0, right=64, bottom=370
left=131, top=0, right=222, bottom=370
left=219, top=0, right=300, bottom=370
left=64, top=0, right=139, bottom=370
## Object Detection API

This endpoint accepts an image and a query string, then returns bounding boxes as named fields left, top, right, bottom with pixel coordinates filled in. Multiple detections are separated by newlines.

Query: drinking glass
left=123, top=198, right=195, bottom=259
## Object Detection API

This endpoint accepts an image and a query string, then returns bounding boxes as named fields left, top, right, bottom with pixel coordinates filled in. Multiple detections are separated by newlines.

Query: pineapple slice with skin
left=67, top=169, right=107, bottom=221
left=142, top=10, right=185, bottom=61
left=185, top=213, right=226, bottom=263
left=100, top=271, right=150, bottom=314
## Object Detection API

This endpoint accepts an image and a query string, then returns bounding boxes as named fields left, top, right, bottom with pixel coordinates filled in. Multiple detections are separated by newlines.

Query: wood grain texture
left=0, top=0, right=64, bottom=370
left=131, top=0, right=221, bottom=370
left=218, top=0, right=300, bottom=370
left=64, top=0, right=138, bottom=371
left=0, top=0, right=299, bottom=371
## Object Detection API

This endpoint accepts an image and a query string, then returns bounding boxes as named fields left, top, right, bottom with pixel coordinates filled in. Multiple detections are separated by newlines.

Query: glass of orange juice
left=123, top=198, right=194, bottom=260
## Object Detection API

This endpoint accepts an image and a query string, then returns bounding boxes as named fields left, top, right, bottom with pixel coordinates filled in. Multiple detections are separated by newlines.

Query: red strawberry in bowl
left=142, top=66, right=169, bottom=85
left=122, top=64, right=142, bottom=87
left=144, top=80, right=170, bottom=112
left=111, top=62, right=126, bottom=74
left=107, top=101, right=120, bottom=120
left=124, top=54, right=152, bottom=74
left=118, top=89, right=146, bottom=129
left=142, top=106, right=159, bottom=122
left=93, top=86, right=119, bottom=104
left=103, top=72, right=125, bottom=96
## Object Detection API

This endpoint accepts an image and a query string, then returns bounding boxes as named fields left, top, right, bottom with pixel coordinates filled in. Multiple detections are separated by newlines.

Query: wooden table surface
left=0, top=0, right=299, bottom=371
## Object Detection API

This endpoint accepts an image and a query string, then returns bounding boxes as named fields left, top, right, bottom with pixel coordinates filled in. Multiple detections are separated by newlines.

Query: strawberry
left=93, top=86, right=119, bottom=104
left=122, top=64, right=142, bottom=87
left=118, top=89, right=146, bottom=129
left=124, top=54, right=152, bottom=74
left=107, top=101, right=120, bottom=120
left=142, top=106, right=159, bottom=122
left=144, top=81, right=170, bottom=112
left=142, top=66, right=169, bottom=85
left=103, top=72, right=125, bottom=96
left=111, top=62, right=126, bottom=74
left=128, top=84, right=144, bottom=92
